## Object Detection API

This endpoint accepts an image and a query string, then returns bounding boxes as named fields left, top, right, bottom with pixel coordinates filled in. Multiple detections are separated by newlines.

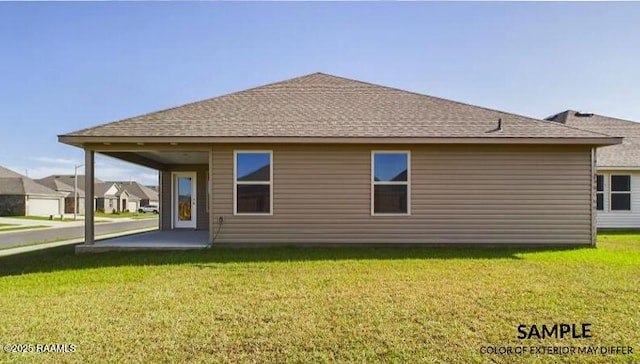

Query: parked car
left=138, top=205, right=159, bottom=214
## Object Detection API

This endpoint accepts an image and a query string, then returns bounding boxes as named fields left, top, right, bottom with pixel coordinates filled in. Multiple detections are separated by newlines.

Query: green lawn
left=0, top=234, right=638, bottom=363
left=95, top=211, right=158, bottom=219
left=7, top=216, right=75, bottom=222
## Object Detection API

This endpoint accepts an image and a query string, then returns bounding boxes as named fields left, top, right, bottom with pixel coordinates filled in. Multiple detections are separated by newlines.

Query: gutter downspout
left=591, top=147, right=597, bottom=247
left=208, top=148, right=214, bottom=248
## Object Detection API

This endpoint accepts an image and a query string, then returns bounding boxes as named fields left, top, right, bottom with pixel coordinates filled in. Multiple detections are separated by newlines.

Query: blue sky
left=1, top=3, right=639, bottom=185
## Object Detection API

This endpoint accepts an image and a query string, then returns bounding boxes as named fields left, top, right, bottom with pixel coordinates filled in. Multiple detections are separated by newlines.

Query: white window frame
left=596, top=174, right=604, bottom=212
left=371, top=150, right=411, bottom=216
left=233, top=150, right=273, bottom=216
left=610, top=174, right=631, bottom=212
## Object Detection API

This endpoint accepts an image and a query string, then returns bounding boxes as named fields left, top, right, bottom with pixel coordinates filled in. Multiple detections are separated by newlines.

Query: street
left=0, top=219, right=158, bottom=248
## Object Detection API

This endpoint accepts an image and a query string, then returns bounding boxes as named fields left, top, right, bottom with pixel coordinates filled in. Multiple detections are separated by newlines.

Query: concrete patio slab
left=0, top=227, right=157, bottom=257
left=76, top=230, right=209, bottom=253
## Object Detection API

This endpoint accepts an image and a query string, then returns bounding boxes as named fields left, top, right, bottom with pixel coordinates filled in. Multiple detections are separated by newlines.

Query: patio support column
left=84, top=148, right=95, bottom=245
left=208, top=147, right=214, bottom=246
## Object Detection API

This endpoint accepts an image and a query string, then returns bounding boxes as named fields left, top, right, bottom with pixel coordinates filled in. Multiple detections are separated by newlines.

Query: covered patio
left=68, top=146, right=215, bottom=253
left=76, top=230, right=209, bottom=253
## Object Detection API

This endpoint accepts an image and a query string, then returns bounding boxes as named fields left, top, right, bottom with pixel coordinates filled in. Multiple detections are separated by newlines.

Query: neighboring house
left=37, top=175, right=148, bottom=214
left=547, top=110, right=640, bottom=229
left=95, top=182, right=142, bottom=213
left=145, top=185, right=159, bottom=194
left=94, top=182, right=119, bottom=213
left=0, top=166, right=64, bottom=216
left=44, top=174, right=101, bottom=192
left=59, top=73, right=620, bottom=246
left=36, top=175, right=86, bottom=214
left=108, top=181, right=159, bottom=207
left=115, top=185, right=141, bottom=213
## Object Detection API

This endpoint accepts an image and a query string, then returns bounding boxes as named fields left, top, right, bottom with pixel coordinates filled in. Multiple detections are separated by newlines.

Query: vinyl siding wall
left=189, top=144, right=593, bottom=245
left=596, top=170, right=640, bottom=229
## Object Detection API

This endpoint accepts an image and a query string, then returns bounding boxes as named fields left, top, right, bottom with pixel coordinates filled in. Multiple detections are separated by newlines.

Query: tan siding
left=207, top=144, right=592, bottom=245
left=160, top=171, right=170, bottom=230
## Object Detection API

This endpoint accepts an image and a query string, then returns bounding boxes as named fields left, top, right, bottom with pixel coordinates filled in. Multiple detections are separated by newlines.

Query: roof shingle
left=547, top=110, right=640, bottom=167
left=107, top=181, right=159, bottom=201
left=61, top=73, right=614, bottom=141
left=0, top=166, right=64, bottom=196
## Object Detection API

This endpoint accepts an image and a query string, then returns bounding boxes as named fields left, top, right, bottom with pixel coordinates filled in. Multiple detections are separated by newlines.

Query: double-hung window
left=596, top=175, right=604, bottom=211
left=610, top=175, right=631, bottom=211
left=372, top=151, right=410, bottom=215
left=234, top=151, right=272, bottom=215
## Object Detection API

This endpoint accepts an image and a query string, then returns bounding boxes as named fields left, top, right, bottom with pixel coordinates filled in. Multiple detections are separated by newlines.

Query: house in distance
left=547, top=110, right=640, bottom=229
left=0, top=166, right=64, bottom=216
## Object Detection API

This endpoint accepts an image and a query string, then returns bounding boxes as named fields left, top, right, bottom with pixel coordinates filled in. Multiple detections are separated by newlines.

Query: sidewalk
left=0, top=216, right=80, bottom=228
left=0, top=226, right=158, bottom=257
left=0, top=215, right=155, bottom=231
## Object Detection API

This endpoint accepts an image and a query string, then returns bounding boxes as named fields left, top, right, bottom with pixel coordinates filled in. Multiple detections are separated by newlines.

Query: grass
left=0, top=234, right=637, bottom=363
left=131, top=214, right=159, bottom=220
left=7, top=216, right=75, bottom=222
left=95, top=211, right=158, bottom=219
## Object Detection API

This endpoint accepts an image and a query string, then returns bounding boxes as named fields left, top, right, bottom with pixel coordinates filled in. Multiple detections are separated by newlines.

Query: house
left=114, top=185, right=141, bottom=213
left=547, top=110, right=640, bottom=229
left=0, top=166, right=64, bottom=216
left=146, top=185, right=159, bottom=193
left=36, top=175, right=86, bottom=214
left=38, top=175, right=144, bottom=214
left=41, top=174, right=98, bottom=194
left=107, top=181, right=159, bottom=207
left=37, top=174, right=101, bottom=214
left=59, top=73, right=621, bottom=247
left=94, top=182, right=141, bottom=213
left=93, top=182, right=118, bottom=213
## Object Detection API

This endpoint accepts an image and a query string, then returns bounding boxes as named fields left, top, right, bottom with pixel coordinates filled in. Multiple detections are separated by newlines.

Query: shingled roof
left=107, top=181, right=159, bottom=201
left=0, top=166, right=64, bottom=196
left=36, top=175, right=85, bottom=197
left=547, top=110, right=640, bottom=167
left=60, top=73, right=618, bottom=144
left=39, top=175, right=103, bottom=192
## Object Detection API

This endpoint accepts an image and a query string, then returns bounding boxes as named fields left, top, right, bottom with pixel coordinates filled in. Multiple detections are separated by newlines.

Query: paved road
left=0, top=219, right=158, bottom=248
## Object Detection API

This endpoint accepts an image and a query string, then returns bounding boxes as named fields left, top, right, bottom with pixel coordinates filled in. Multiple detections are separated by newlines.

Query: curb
left=0, top=227, right=158, bottom=257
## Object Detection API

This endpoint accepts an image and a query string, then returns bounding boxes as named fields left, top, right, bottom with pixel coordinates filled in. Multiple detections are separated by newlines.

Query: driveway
left=0, top=219, right=158, bottom=248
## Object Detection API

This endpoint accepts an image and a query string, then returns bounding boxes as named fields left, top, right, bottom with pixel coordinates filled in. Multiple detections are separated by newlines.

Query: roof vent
left=486, top=118, right=503, bottom=133
left=575, top=112, right=594, bottom=117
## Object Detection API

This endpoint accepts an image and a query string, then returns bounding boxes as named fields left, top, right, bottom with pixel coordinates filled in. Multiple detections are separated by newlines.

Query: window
left=610, top=175, right=631, bottom=211
left=234, top=151, right=272, bottom=214
left=596, top=175, right=604, bottom=211
left=372, top=151, right=410, bottom=215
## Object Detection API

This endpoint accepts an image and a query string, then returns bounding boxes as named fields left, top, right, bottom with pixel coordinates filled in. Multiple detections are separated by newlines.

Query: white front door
left=173, top=172, right=197, bottom=229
